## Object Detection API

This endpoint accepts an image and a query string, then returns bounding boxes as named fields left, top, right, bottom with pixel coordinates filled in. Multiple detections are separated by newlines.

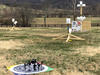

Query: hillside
left=0, top=0, right=100, bottom=9
left=0, top=0, right=100, bottom=17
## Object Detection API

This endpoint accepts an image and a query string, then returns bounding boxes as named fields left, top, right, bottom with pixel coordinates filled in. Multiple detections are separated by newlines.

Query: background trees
left=0, top=2, right=33, bottom=27
left=16, top=3, right=33, bottom=27
left=70, top=0, right=77, bottom=20
left=0, top=0, right=100, bottom=27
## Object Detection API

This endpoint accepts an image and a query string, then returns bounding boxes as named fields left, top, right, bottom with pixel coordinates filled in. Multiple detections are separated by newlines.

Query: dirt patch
left=0, top=54, right=14, bottom=75
left=66, top=71, right=95, bottom=75
left=49, top=70, right=61, bottom=75
left=0, top=27, right=9, bottom=30
left=76, top=46, right=100, bottom=56
left=31, top=33, right=65, bottom=37
left=38, top=33, right=60, bottom=37
left=0, top=40, right=24, bottom=50
left=0, top=27, right=22, bottom=30
left=40, top=70, right=95, bottom=75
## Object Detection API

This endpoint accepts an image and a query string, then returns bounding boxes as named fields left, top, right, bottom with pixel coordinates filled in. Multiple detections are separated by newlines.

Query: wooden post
left=80, top=7, right=82, bottom=16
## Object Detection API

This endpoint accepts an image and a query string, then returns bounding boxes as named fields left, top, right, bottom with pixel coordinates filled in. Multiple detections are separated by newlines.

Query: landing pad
left=9, top=64, right=48, bottom=75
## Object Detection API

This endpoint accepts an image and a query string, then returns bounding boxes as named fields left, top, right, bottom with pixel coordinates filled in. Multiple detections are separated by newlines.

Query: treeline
left=0, top=0, right=100, bottom=27
left=0, top=4, right=33, bottom=27
left=0, top=0, right=100, bottom=17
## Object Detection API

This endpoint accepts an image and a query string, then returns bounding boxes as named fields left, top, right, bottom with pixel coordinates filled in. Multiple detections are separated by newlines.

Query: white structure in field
left=77, top=1, right=86, bottom=7
left=77, top=16, right=86, bottom=21
left=12, top=18, right=15, bottom=23
left=71, top=1, right=86, bottom=32
left=69, top=28, right=72, bottom=34
left=66, top=18, right=71, bottom=24
left=12, top=18, right=18, bottom=26
left=77, top=1, right=86, bottom=21
left=77, top=1, right=86, bottom=16
left=14, top=21, right=18, bottom=25
left=72, top=21, right=82, bottom=32
left=10, top=18, right=18, bottom=31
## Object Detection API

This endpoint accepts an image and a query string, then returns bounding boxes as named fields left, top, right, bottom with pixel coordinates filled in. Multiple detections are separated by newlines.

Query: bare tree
left=68, top=0, right=78, bottom=20
left=41, top=0, right=51, bottom=27
left=16, top=2, right=33, bottom=27
left=95, top=3, right=100, bottom=16
left=71, top=0, right=77, bottom=20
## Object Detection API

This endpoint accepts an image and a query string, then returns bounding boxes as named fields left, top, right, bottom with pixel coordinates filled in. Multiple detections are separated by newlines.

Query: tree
left=41, top=0, right=51, bottom=26
left=16, top=2, right=33, bottom=27
left=95, top=3, right=100, bottom=16
left=71, top=0, right=77, bottom=20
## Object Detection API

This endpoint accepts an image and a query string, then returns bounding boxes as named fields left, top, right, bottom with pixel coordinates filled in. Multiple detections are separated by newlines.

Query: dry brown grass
left=0, top=53, right=14, bottom=75
left=31, top=33, right=63, bottom=37
left=0, top=40, right=24, bottom=75
left=32, top=17, right=100, bottom=25
left=0, top=40, right=24, bottom=50
left=66, top=71, right=95, bottom=75
left=76, top=46, right=100, bottom=56
left=38, top=70, right=95, bottom=75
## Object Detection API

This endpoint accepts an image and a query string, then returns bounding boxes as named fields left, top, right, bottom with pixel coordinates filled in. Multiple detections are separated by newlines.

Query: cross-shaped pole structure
left=77, top=1, right=86, bottom=16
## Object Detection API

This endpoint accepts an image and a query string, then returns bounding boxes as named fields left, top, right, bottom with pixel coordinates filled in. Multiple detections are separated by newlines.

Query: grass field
left=0, top=27, right=100, bottom=75
left=32, top=17, right=100, bottom=25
